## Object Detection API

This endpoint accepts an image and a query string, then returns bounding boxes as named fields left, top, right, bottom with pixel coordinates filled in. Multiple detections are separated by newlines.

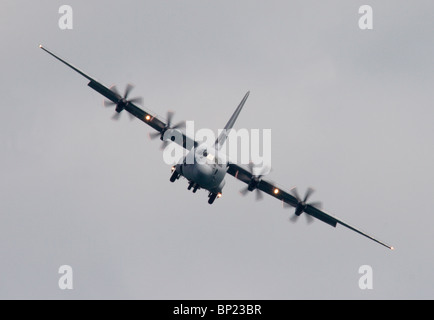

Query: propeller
left=239, top=162, right=270, bottom=201
left=104, top=84, right=143, bottom=120
left=285, top=187, right=322, bottom=224
left=149, top=111, right=186, bottom=150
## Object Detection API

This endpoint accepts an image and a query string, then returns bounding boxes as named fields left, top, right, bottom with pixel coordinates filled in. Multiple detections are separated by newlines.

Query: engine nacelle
left=247, top=178, right=260, bottom=192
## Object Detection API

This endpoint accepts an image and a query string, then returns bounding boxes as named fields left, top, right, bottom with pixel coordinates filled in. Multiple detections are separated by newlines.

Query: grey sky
left=1, top=0, right=433, bottom=299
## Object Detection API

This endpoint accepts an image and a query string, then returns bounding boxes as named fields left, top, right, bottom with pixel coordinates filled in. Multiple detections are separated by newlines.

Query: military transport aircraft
left=40, top=45, right=393, bottom=250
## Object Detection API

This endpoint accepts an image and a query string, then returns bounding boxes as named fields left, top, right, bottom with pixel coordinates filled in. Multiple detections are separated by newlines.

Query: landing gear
left=187, top=182, right=200, bottom=193
left=170, top=166, right=182, bottom=183
left=208, top=192, right=222, bottom=205
left=208, top=193, right=218, bottom=205
left=170, top=170, right=180, bottom=183
left=186, top=181, right=221, bottom=204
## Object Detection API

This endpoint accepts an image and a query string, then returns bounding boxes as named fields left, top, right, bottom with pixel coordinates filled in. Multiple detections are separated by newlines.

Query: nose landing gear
left=187, top=182, right=199, bottom=193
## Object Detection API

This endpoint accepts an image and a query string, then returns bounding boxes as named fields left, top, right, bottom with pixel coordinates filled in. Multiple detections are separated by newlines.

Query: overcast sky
left=1, top=0, right=433, bottom=299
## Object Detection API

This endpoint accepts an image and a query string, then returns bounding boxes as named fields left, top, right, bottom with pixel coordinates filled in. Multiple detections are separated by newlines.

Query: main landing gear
left=170, top=169, right=180, bottom=183
left=208, top=192, right=222, bottom=205
left=208, top=193, right=218, bottom=205
left=188, top=181, right=221, bottom=205
left=170, top=168, right=221, bottom=204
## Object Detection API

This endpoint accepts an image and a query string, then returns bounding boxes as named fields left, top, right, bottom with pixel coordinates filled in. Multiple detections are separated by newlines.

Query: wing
left=39, top=45, right=197, bottom=150
left=227, top=162, right=394, bottom=250
left=40, top=45, right=393, bottom=250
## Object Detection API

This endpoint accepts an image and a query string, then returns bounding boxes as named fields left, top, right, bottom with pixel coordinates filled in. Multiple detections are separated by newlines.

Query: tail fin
left=215, top=91, right=250, bottom=149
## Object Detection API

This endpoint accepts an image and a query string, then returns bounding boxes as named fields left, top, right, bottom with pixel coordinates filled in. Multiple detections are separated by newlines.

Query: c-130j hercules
left=40, top=45, right=394, bottom=250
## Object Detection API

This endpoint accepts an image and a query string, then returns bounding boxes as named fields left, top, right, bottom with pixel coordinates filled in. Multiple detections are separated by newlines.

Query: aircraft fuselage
left=173, top=144, right=227, bottom=203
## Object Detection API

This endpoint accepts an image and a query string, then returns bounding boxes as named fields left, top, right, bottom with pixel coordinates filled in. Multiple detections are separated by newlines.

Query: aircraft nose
left=195, top=163, right=213, bottom=179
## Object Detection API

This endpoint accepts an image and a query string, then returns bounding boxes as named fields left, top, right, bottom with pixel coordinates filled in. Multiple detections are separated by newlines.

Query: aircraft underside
left=170, top=160, right=226, bottom=205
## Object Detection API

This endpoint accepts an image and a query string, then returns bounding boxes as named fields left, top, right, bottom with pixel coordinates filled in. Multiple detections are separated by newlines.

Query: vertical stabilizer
left=215, top=91, right=250, bottom=149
